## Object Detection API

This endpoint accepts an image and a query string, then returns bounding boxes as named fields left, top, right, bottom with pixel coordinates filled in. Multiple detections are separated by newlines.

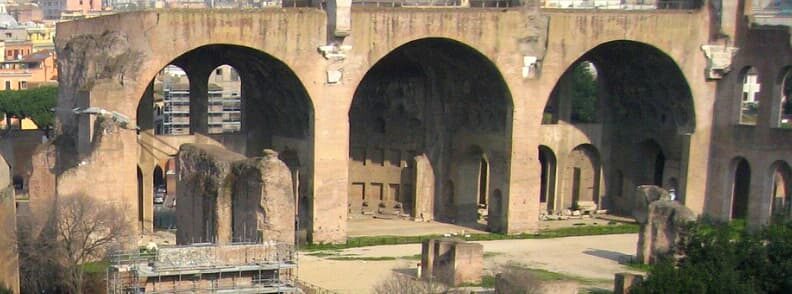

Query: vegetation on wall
left=0, top=85, right=57, bottom=130
left=633, top=218, right=792, bottom=294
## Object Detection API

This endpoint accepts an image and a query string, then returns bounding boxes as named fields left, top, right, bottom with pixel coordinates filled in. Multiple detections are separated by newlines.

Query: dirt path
left=298, top=233, right=641, bottom=293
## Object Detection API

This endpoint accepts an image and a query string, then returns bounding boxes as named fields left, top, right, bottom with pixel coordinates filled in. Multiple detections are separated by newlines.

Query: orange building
left=4, top=40, right=33, bottom=62
left=0, top=49, right=57, bottom=90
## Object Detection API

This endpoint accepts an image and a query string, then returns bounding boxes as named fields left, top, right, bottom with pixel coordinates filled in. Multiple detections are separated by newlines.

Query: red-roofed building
left=0, top=49, right=56, bottom=90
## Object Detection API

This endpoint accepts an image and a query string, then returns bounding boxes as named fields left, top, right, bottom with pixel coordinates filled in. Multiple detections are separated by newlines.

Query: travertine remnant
left=0, top=154, right=20, bottom=293
left=27, top=142, right=56, bottom=213
left=421, top=238, right=483, bottom=286
left=177, top=145, right=295, bottom=246
left=632, top=185, right=671, bottom=224
left=176, top=144, right=244, bottom=245
left=231, top=149, right=295, bottom=245
left=633, top=185, right=696, bottom=264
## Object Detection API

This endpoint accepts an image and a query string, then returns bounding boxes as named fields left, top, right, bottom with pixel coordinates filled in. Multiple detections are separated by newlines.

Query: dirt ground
left=347, top=215, right=633, bottom=237
left=144, top=217, right=641, bottom=293
left=298, top=233, right=641, bottom=293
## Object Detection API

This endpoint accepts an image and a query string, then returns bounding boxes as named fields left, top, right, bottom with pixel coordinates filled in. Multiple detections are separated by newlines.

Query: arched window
left=769, top=161, right=792, bottom=219
left=739, top=67, right=760, bottom=125
left=208, top=64, right=241, bottom=134
left=777, top=67, right=792, bottom=128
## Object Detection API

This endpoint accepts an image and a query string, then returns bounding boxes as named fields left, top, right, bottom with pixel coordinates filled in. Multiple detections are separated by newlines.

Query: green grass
left=499, top=264, right=612, bottom=286
left=623, top=259, right=652, bottom=272
left=303, top=223, right=639, bottom=251
left=459, top=274, right=497, bottom=288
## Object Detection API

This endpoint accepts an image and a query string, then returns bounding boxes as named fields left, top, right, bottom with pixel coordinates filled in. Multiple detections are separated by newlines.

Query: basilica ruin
left=9, top=0, right=784, bottom=245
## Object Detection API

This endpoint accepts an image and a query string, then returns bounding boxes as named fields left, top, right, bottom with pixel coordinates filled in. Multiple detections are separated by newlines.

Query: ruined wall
left=54, top=6, right=726, bottom=242
left=231, top=150, right=295, bottom=245
left=56, top=101, right=140, bottom=234
left=27, top=142, right=56, bottom=213
left=0, top=130, right=47, bottom=193
left=705, top=21, right=792, bottom=226
left=0, top=154, right=20, bottom=294
left=176, top=144, right=244, bottom=244
left=538, top=9, right=716, bottom=218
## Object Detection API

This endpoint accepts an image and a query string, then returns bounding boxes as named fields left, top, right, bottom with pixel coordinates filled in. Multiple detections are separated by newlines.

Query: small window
left=779, top=69, right=792, bottom=128
left=215, top=68, right=223, bottom=75
left=5, top=81, right=11, bottom=90
left=739, top=67, right=760, bottom=125
left=19, top=81, right=27, bottom=89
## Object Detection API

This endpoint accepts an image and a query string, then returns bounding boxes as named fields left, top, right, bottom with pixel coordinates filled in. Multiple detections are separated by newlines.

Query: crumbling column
left=633, top=185, right=696, bottom=264
left=231, top=149, right=295, bottom=245
left=0, top=154, right=20, bottom=294
left=176, top=144, right=244, bottom=244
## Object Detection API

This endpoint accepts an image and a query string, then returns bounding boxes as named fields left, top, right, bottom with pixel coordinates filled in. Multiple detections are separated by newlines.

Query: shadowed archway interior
left=542, top=40, right=695, bottom=215
left=348, top=38, right=513, bottom=232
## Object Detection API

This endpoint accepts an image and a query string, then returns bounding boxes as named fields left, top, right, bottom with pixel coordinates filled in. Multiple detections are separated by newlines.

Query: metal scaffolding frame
left=107, top=242, right=297, bottom=293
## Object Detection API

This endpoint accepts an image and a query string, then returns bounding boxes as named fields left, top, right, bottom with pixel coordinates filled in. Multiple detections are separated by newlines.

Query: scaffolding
left=107, top=242, right=297, bottom=293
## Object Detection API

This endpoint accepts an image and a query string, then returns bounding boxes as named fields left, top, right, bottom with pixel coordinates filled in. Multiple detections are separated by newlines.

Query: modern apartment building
left=154, top=65, right=242, bottom=136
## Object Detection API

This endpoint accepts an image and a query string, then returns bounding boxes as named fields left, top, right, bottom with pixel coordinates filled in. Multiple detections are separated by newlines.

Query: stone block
left=635, top=191, right=696, bottom=264
left=632, top=185, right=671, bottom=224
left=614, top=272, right=644, bottom=294
left=421, top=238, right=483, bottom=286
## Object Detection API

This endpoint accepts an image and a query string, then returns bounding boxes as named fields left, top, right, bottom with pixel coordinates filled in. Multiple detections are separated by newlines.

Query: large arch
left=135, top=44, right=315, bottom=238
left=541, top=40, right=695, bottom=215
left=347, top=38, right=513, bottom=232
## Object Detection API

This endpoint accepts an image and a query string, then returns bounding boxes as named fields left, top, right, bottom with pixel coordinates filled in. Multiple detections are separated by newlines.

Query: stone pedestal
left=420, top=238, right=483, bottom=286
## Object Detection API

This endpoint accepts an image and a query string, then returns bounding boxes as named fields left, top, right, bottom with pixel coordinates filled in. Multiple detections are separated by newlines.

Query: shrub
left=633, top=219, right=792, bottom=294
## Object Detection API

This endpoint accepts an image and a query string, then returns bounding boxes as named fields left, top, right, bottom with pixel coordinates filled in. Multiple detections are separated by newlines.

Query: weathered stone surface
left=614, top=272, right=644, bottom=294
left=495, top=267, right=578, bottom=294
left=421, top=238, right=483, bottom=286
left=27, top=142, right=56, bottom=213
left=176, top=144, right=244, bottom=245
left=51, top=5, right=792, bottom=245
left=231, top=149, right=295, bottom=245
left=56, top=89, right=140, bottom=233
left=0, top=154, right=20, bottom=294
left=413, top=154, right=434, bottom=222
left=636, top=195, right=696, bottom=264
left=632, top=185, right=671, bottom=224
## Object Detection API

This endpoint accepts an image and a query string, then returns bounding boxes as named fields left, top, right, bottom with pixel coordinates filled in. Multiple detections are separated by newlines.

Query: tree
left=0, top=85, right=57, bottom=130
left=17, top=194, right=132, bottom=293
left=570, top=62, right=599, bottom=123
